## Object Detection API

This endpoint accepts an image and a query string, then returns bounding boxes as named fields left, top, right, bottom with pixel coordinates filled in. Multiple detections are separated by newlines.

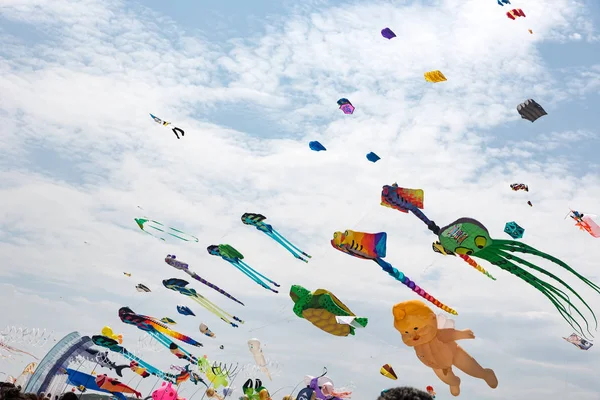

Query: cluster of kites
left=7, top=2, right=599, bottom=400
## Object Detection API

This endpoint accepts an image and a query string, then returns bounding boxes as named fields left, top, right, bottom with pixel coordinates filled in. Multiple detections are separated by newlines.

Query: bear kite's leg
left=433, top=368, right=460, bottom=397
left=453, top=346, right=498, bottom=389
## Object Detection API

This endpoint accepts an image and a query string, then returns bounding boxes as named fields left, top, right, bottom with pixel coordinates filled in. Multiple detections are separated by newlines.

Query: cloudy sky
left=1, top=0, right=600, bottom=399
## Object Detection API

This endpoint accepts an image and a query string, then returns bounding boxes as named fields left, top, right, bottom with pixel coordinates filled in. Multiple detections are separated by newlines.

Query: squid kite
left=200, top=323, right=215, bottom=338
left=241, top=213, right=311, bottom=262
left=163, top=278, right=244, bottom=327
left=567, top=210, right=600, bottom=238
left=135, top=218, right=199, bottom=242
left=166, top=254, right=245, bottom=306
left=207, top=244, right=280, bottom=293
left=118, top=307, right=201, bottom=364
left=248, top=338, right=271, bottom=380
left=331, top=230, right=456, bottom=314
left=150, top=113, right=184, bottom=139
left=381, top=183, right=600, bottom=337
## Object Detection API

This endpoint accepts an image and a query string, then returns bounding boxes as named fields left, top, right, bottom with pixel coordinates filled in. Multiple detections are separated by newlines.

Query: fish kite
left=150, top=113, right=184, bottom=139
left=510, top=183, right=528, bottom=192
left=163, top=278, right=244, bottom=327
left=381, top=28, right=396, bottom=39
left=507, top=8, right=526, bottom=20
left=241, top=213, right=311, bottom=262
left=563, top=333, right=593, bottom=350
left=424, top=70, right=446, bottom=83
left=337, top=98, right=355, bottom=115
left=380, top=364, right=397, bottom=380
left=504, top=221, right=524, bottom=239
left=136, top=284, right=151, bottom=293
left=160, top=317, right=177, bottom=325
left=248, top=338, right=271, bottom=380
left=200, top=323, right=215, bottom=338
left=381, top=183, right=600, bottom=337
left=207, top=244, right=280, bottom=292
left=96, top=374, right=141, bottom=398
left=567, top=210, right=600, bottom=238
left=66, top=369, right=126, bottom=400
left=166, top=254, right=244, bottom=306
left=517, top=99, right=546, bottom=122
left=135, top=218, right=199, bottom=242
left=177, top=305, right=196, bottom=316
left=81, top=348, right=128, bottom=377
left=366, top=152, right=380, bottom=163
left=309, top=141, right=326, bottom=151
left=331, top=229, right=457, bottom=314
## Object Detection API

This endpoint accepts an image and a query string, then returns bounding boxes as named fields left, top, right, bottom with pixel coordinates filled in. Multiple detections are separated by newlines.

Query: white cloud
left=1, top=0, right=600, bottom=399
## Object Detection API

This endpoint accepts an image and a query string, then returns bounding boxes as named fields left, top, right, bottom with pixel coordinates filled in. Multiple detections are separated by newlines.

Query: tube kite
left=207, top=244, right=280, bottom=293
left=135, top=218, right=199, bottom=242
left=166, top=254, right=245, bottom=306
left=163, top=278, right=244, bottom=327
left=381, top=183, right=600, bottom=337
left=241, top=213, right=311, bottom=262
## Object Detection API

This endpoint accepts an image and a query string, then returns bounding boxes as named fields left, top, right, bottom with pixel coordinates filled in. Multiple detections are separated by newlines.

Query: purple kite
left=381, top=28, right=396, bottom=39
left=337, top=98, right=355, bottom=115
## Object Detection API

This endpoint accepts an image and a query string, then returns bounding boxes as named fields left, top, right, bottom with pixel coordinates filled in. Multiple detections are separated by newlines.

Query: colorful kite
left=567, top=210, right=600, bottom=238
left=200, top=323, right=215, bottom=338
left=337, top=98, right=355, bottom=114
left=136, top=284, right=151, bottom=293
left=424, top=70, right=446, bottom=83
left=432, top=241, right=496, bottom=280
left=289, top=285, right=368, bottom=336
left=241, top=379, right=270, bottom=400
left=163, top=278, right=244, bottom=327
left=504, top=221, right=524, bottom=239
left=241, top=213, right=311, bottom=262
left=166, top=254, right=245, bottom=306
left=381, top=28, right=396, bottom=39
left=366, top=152, right=380, bottom=162
left=306, top=375, right=352, bottom=400
left=160, top=317, right=177, bottom=325
left=379, top=364, right=397, bottom=380
left=331, top=229, right=457, bottom=314
left=507, top=8, right=526, bottom=20
left=100, top=326, right=123, bottom=344
left=177, top=305, right=196, bottom=316
left=66, top=369, right=126, bottom=400
left=563, top=333, right=593, bottom=350
left=426, top=386, right=436, bottom=399
left=248, top=338, right=271, bottom=380
left=517, top=99, right=546, bottom=122
left=393, top=300, right=498, bottom=396
left=381, top=183, right=600, bottom=336
left=510, top=183, right=528, bottom=192
left=96, top=374, right=141, bottom=398
left=129, top=361, right=150, bottom=378
left=135, top=218, right=199, bottom=242
left=207, top=244, right=280, bottom=292
left=309, top=141, right=326, bottom=151
left=150, top=113, right=184, bottom=139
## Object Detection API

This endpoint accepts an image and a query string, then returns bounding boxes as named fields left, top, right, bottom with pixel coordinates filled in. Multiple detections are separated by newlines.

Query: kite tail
left=119, top=348, right=175, bottom=383
left=458, top=254, right=497, bottom=280
left=191, top=295, right=242, bottom=328
left=148, top=322, right=204, bottom=347
left=168, top=226, right=199, bottom=242
left=374, top=258, right=457, bottom=315
left=190, top=272, right=245, bottom=306
left=233, top=260, right=280, bottom=292
left=269, top=229, right=311, bottom=261
left=408, top=207, right=441, bottom=235
left=146, top=330, right=198, bottom=364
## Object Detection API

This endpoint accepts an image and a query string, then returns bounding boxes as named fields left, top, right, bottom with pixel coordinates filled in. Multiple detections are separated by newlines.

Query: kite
left=65, top=369, right=126, bottom=400
left=337, top=98, right=355, bottom=114
left=166, top=254, right=245, bottom=306
left=150, top=113, right=184, bottom=139
left=366, top=152, right=380, bottom=162
left=101, top=327, right=123, bottom=344
left=426, top=386, right=436, bottom=399
left=91, top=336, right=190, bottom=385
left=153, top=382, right=188, bottom=400
left=136, top=284, right=151, bottom=293
left=381, top=28, right=396, bottom=39
left=305, top=374, right=352, bottom=400
left=510, top=183, right=528, bottom=192
left=507, top=8, right=526, bottom=20
left=381, top=183, right=600, bottom=336
left=135, top=218, right=199, bottom=242
left=567, top=210, right=600, bottom=238
left=123, top=272, right=131, bottom=277
left=160, top=317, right=177, bottom=325
left=184, top=364, right=207, bottom=387
left=289, top=284, right=368, bottom=336
left=563, top=333, right=593, bottom=350
left=248, top=338, right=271, bottom=380
left=424, top=70, right=446, bottom=83
left=177, top=305, right=196, bottom=316
left=118, top=306, right=202, bottom=363
left=81, top=348, right=128, bottom=377
left=0, top=340, right=37, bottom=360
left=331, top=229, right=457, bottom=314
left=517, top=99, right=546, bottom=122
left=241, top=379, right=270, bottom=400
left=96, top=374, right=141, bottom=398
left=198, top=356, right=230, bottom=388
left=497, top=0, right=510, bottom=5
left=504, top=221, right=524, bottom=239
left=335, top=316, right=367, bottom=330
left=207, top=244, right=280, bottom=292
left=393, top=300, right=498, bottom=396
left=163, top=278, right=244, bottom=327
left=129, top=361, right=150, bottom=378
left=527, top=201, right=533, bottom=207
left=309, top=141, right=326, bottom=151
left=379, top=364, right=397, bottom=380
left=219, top=345, right=224, bottom=349
left=200, top=323, right=215, bottom=338
left=432, top=241, right=496, bottom=280
left=241, top=213, right=311, bottom=262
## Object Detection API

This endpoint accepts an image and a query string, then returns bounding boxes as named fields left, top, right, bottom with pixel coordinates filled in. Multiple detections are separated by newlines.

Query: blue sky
left=1, top=0, right=600, bottom=399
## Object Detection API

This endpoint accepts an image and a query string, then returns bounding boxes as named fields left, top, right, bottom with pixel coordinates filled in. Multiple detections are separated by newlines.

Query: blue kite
left=309, top=141, right=326, bottom=151
left=177, top=305, right=196, bottom=316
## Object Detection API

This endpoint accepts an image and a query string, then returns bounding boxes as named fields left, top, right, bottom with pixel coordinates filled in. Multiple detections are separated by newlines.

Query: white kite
left=247, top=338, right=271, bottom=380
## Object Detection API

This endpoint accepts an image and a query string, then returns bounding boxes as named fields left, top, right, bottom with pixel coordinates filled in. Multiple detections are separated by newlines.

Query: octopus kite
left=331, top=230, right=457, bottom=314
left=163, top=278, right=244, bottom=327
left=381, top=183, right=600, bottom=336
left=207, top=244, right=280, bottom=293
left=241, top=213, right=311, bottom=262
left=135, top=218, right=199, bottom=242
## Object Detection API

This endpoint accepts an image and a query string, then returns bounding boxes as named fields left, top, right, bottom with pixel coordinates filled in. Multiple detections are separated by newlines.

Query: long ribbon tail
left=375, top=258, right=457, bottom=315
left=188, top=271, right=245, bottom=306
left=119, top=348, right=175, bottom=383
left=458, top=254, right=497, bottom=280
left=168, top=226, right=199, bottom=242
left=268, top=229, right=311, bottom=261
left=146, top=330, right=197, bottom=364
left=147, top=321, right=204, bottom=347
left=265, top=231, right=309, bottom=262
left=191, top=294, right=244, bottom=327
left=229, top=259, right=279, bottom=293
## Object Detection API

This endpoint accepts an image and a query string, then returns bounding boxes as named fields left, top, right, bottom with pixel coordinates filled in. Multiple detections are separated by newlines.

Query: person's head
left=22, top=393, right=38, bottom=400
left=378, top=387, right=433, bottom=400
left=58, top=392, right=77, bottom=400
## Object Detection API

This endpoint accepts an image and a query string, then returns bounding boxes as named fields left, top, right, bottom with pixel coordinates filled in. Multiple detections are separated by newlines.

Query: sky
left=1, top=0, right=600, bottom=399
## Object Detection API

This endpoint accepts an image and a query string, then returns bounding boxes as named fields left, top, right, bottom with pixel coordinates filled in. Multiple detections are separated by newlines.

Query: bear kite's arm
left=437, top=328, right=475, bottom=342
